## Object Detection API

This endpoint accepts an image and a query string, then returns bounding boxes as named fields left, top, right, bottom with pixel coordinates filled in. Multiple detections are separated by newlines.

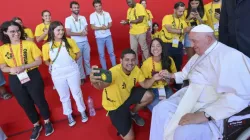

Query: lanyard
left=129, top=8, right=137, bottom=20
left=9, top=41, right=24, bottom=67
left=172, top=15, right=182, bottom=38
left=51, top=41, right=63, bottom=64
left=72, top=16, right=81, bottom=32
left=96, top=12, right=105, bottom=26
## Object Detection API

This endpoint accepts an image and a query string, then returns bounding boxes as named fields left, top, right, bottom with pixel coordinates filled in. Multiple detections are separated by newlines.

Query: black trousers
left=162, top=42, right=184, bottom=71
left=163, top=42, right=184, bottom=89
left=8, top=68, right=50, bottom=124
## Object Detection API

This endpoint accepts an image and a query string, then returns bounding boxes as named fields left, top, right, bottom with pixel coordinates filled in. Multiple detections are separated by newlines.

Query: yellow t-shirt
left=146, top=9, right=153, bottom=20
left=42, top=38, right=80, bottom=61
left=24, top=28, right=34, bottom=39
left=35, top=23, right=50, bottom=41
left=183, top=10, right=208, bottom=26
left=161, top=14, right=188, bottom=43
left=204, top=2, right=221, bottom=36
left=151, top=31, right=161, bottom=39
left=141, top=57, right=177, bottom=88
left=127, top=3, right=148, bottom=35
left=102, top=64, right=145, bottom=111
left=0, top=40, right=41, bottom=70
left=145, top=9, right=153, bottom=28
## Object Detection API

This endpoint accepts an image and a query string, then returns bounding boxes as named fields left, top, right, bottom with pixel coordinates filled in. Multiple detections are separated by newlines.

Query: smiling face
left=120, top=53, right=136, bottom=72
left=4, top=25, right=21, bottom=42
left=151, top=40, right=162, bottom=57
left=71, top=4, right=80, bottom=15
left=189, top=32, right=214, bottom=55
left=42, top=11, right=51, bottom=23
left=53, top=25, right=64, bottom=40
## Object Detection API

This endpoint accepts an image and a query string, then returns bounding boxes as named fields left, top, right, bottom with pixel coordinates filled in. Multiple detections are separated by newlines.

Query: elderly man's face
left=189, top=32, right=209, bottom=55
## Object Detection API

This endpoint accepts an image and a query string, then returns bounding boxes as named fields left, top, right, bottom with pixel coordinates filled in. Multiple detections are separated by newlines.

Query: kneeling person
left=90, top=49, right=162, bottom=140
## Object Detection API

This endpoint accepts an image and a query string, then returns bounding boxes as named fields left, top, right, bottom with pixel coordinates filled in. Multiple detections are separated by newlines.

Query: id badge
left=172, top=38, right=179, bottom=48
left=158, top=88, right=166, bottom=100
left=213, top=23, right=219, bottom=32
left=17, top=71, right=30, bottom=84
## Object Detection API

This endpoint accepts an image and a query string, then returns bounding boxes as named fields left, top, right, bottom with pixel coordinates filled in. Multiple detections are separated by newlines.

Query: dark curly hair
left=0, top=21, right=26, bottom=44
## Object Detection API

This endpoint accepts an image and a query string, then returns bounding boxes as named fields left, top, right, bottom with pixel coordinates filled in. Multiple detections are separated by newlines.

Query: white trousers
left=0, top=127, right=7, bottom=140
left=150, top=99, right=212, bottom=140
left=51, top=63, right=86, bottom=115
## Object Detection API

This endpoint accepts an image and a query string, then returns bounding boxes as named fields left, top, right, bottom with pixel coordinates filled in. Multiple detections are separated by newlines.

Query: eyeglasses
left=8, top=30, right=21, bottom=34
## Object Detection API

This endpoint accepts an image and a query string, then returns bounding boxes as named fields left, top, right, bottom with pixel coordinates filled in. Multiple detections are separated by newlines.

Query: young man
left=161, top=2, right=192, bottom=90
left=90, top=49, right=162, bottom=140
left=65, top=1, right=91, bottom=83
left=90, top=0, right=116, bottom=70
left=120, top=0, right=149, bottom=64
left=161, top=2, right=191, bottom=72
left=204, top=0, right=221, bottom=38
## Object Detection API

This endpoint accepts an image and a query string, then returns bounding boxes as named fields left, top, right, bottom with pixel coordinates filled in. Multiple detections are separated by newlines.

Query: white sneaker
left=68, top=115, right=76, bottom=127
left=81, top=112, right=88, bottom=123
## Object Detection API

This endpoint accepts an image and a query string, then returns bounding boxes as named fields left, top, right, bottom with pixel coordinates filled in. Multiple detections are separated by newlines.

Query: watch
left=204, top=112, right=212, bottom=121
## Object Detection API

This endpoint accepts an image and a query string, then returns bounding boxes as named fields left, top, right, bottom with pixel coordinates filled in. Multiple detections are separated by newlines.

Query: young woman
left=42, top=21, right=88, bottom=127
left=0, top=21, right=54, bottom=140
left=141, top=38, right=177, bottom=111
left=140, top=0, right=153, bottom=47
left=184, top=0, right=207, bottom=59
left=35, top=10, right=51, bottom=43
left=12, top=17, right=34, bottom=41
left=151, top=22, right=161, bottom=39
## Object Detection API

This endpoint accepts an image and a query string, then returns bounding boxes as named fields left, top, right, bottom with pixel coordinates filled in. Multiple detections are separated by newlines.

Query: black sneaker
left=45, top=122, right=54, bottom=136
left=131, top=113, right=145, bottom=126
left=30, top=125, right=42, bottom=140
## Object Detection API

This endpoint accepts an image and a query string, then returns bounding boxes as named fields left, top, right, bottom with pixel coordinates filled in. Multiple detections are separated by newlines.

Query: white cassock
left=150, top=41, right=250, bottom=140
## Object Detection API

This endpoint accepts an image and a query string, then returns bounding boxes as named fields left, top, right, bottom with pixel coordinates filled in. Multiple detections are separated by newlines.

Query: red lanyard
left=9, top=41, right=24, bottom=67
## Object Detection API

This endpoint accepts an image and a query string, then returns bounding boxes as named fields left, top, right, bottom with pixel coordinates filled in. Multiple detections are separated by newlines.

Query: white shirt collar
left=95, top=10, right=105, bottom=15
left=204, top=41, right=218, bottom=55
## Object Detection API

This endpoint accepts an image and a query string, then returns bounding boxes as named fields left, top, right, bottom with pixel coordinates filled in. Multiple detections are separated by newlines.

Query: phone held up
left=93, top=68, right=112, bottom=83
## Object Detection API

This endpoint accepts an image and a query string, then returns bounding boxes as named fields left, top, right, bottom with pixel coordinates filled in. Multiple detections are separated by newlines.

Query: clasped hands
left=152, top=70, right=173, bottom=81
left=10, top=66, right=25, bottom=74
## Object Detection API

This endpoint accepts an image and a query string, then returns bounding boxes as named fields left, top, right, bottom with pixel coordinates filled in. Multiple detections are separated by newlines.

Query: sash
left=164, top=83, right=206, bottom=140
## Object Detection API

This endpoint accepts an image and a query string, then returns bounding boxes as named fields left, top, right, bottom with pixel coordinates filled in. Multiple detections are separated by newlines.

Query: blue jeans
left=96, top=35, right=116, bottom=70
left=147, top=86, right=173, bottom=112
left=0, top=71, right=6, bottom=86
left=76, top=41, right=91, bottom=79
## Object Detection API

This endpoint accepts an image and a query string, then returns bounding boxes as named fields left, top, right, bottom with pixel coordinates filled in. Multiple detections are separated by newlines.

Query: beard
left=72, top=11, right=79, bottom=15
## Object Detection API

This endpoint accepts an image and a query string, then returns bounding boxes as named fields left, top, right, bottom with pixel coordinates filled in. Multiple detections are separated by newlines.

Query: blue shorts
left=184, top=33, right=192, bottom=47
left=0, top=71, right=6, bottom=86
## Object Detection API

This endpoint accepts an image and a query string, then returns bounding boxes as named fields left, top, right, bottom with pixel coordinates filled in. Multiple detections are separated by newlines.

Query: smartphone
left=215, top=8, right=220, bottom=14
left=93, top=68, right=112, bottom=83
left=190, top=21, right=198, bottom=27
left=191, top=8, right=197, bottom=13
